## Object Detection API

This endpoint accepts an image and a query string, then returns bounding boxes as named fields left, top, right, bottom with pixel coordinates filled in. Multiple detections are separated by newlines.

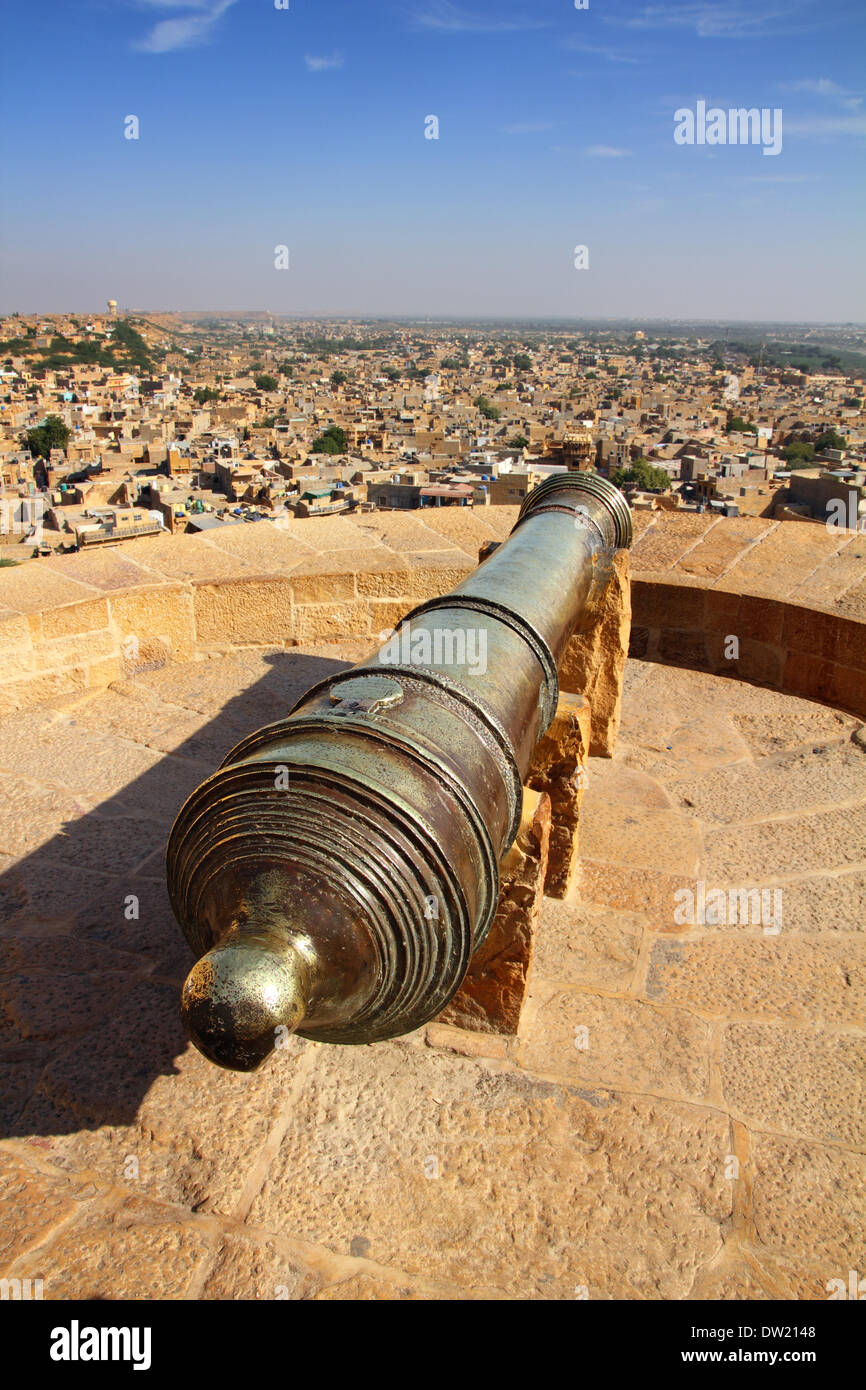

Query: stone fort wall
left=1, top=509, right=864, bottom=721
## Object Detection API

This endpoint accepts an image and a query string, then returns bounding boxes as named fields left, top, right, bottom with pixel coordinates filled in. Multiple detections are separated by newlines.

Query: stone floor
left=0, top=648, right=863, bottom=1300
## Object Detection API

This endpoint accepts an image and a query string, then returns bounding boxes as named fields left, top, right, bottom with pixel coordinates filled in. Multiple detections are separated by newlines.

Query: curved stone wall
left=0, top=508, right=863, bottom=720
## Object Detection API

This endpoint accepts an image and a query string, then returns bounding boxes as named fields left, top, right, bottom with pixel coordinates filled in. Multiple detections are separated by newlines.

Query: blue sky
left=1, top=0, right=864, bottom=320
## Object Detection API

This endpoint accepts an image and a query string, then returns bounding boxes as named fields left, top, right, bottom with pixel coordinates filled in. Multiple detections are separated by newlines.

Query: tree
left=23, top=414, right=71, bottom=459
left=193, top=386, right=220, bottom=405
left=512, top=353, right=532, bottom=371
left=110, top=319, right=154, bottom=372
left=312, top=425, right=347, bottom=455
left=781, top=441, right=815, bottom=467
left=474, top=395, right=500, bottom=422
left=814, top=428, right=847, bottom=453
left=612, top=457, right=671, bottom=492
left=726, top=412, right=756, bottom=436
left=330, top=370, right=348, bottom=387
left=255, top=374, right=279, bottom=392
left=508, top=435, right=529, bottom=449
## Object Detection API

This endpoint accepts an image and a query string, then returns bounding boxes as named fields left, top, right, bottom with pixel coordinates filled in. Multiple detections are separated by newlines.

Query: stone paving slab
left=0, top=653, right=863, bottom=1300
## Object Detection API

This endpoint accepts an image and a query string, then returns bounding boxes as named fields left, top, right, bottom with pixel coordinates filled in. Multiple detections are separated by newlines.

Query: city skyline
left=1, top=0, right=865, bottom=320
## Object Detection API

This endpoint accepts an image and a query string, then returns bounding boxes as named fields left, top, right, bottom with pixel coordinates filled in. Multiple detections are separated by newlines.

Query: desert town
left=1, top=308, right=864, bottom=561
left=1, top=313, right=865, bottom=1310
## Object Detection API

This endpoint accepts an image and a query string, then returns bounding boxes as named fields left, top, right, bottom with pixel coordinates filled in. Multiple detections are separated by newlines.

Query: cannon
left=166, top=473, right=632, bottom=1070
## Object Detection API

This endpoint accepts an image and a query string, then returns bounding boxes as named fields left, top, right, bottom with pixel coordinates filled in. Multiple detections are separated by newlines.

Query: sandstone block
left=721, top=1023, right=866, bottom=1146
left=15, top=1196, right=212, bottom=1300
left=0, top=1151, right=84, bottom=1273
left=290, top=571, right=356, bottom=605
left=193, top=577, right=294, bottom=647
left=109, top=585, right=196, bottom=663
left=248, top=1043, right=731, bottom=1299
left=38, top=598, right=110, bottom=641
left=294, top=600, right=371, bottom=644
left=526, top=692, right=591, bottom=898
left=436, top=788, right=551, bottom=1035
left=559, top=549, right=630, bottom=757
left=518, top=984, right=710, bottom=1101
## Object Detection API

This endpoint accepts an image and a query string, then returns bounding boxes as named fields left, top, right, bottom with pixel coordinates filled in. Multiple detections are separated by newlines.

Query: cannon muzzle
left=167, top=473, right=632, bottom=1069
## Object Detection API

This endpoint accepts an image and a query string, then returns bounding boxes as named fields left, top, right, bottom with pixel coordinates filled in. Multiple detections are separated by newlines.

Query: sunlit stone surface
left=1, top=637, right=862, bottom=1299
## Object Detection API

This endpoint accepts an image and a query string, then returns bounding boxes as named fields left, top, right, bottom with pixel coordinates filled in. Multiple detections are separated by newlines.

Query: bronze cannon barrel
left=166, top=473, right=632, bottom=1070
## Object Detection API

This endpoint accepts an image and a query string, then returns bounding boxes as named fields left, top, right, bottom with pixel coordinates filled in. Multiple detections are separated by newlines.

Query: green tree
left=612, top=457, right=671, bottom=492
left=512, top=353, right=532, bottom=371
left=474, top=395, right=500, bottom=422
left=330, top=370, right=348, bottom=387
left=312, top=425, right=347, bottom=454
left=781, top=441, right=816, bottom=467
left=23, top=414, right=71, bottom=459
left=508, top=435, right=529, bottom=449
left=814, top=428, right=847, bottom=453
left=111, top=319, right=154, bottom=372
left=193, top=386, right=220, bottom=405
left=255, top=374, right=279, bottom=392
left=726, top=412, right=757, bottom=436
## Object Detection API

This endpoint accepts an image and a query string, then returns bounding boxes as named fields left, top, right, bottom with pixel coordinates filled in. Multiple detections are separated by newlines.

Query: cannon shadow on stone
left=0, top=652, right=351, bottom=1142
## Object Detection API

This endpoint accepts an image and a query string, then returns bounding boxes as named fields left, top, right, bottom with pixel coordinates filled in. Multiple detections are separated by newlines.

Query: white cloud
left=409, top=3, right=548, bottom=34
left=133, top=0, right=237, bottom=53
left=304, top=53, right=345, bottom=72
left=781, top=78, right=863, bottom=111
left=607, top=2, right=815, bottom=39
left=584, top=145, right=633, bottom=158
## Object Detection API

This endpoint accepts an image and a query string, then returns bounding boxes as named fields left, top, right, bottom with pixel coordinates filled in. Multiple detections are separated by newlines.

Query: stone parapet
left=1, top=509, right=864, bottom=720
